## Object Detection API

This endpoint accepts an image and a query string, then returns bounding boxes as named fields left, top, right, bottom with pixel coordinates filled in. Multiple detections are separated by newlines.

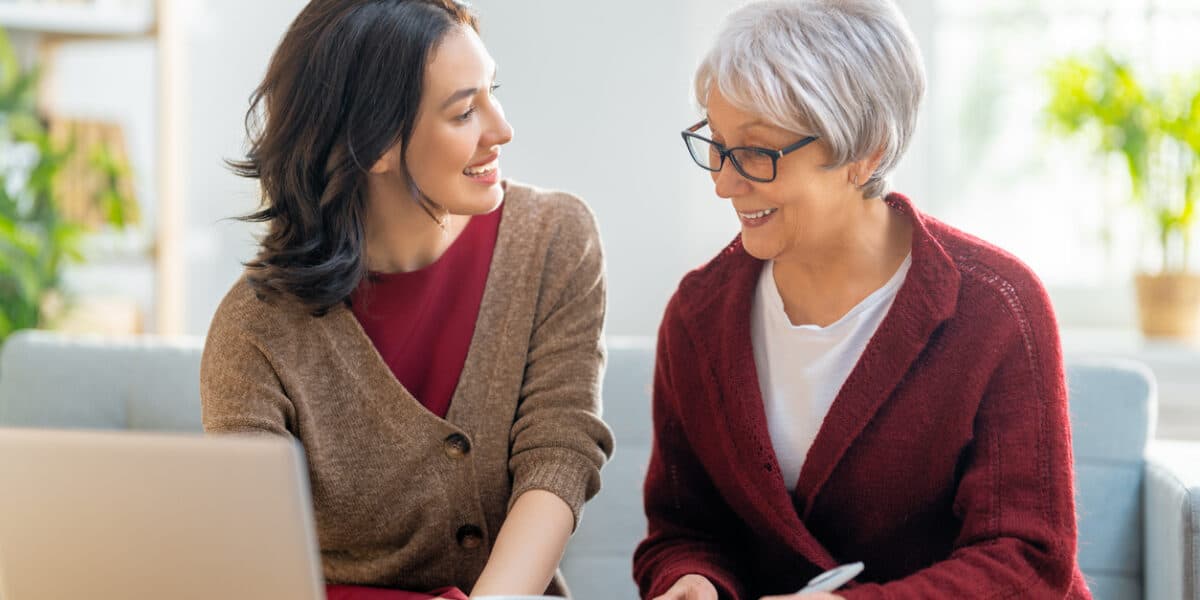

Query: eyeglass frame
left=681, top=119, right=819, bottom=183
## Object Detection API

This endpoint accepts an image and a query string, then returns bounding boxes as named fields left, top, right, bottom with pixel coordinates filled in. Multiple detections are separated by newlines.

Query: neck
left=772, top=196, right=912, bottom=326
left=362, top=174, right=469, bottom=273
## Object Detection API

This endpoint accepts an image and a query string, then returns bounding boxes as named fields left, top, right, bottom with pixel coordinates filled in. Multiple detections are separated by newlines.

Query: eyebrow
left=741, top=120, right=770, bottom=131
left=705, top=116, right=771, bottom=133
left=708, top=115, right=813, bottom=140
left=440, top=66, right=499, bottom=111
left=440, top=87, right=479, bottom=110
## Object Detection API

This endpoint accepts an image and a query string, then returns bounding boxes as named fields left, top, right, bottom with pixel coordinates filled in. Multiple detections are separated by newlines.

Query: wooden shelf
left=0, top=3, right=153, bottom=36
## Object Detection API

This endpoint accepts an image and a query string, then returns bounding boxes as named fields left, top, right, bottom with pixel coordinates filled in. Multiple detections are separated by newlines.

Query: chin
left=445, top=183, right=504, bottom=216
left=474, top=185, right=505, bottom=214
left=739, top=230, right=782, bottom=262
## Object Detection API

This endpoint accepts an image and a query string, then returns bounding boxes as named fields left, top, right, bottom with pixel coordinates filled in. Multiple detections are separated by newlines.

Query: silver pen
left=797, top=561, right=864, bottom=594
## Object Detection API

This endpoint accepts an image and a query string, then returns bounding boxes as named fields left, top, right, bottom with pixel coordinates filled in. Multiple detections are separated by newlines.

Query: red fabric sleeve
left=840, top=297, right=1080, bottom=600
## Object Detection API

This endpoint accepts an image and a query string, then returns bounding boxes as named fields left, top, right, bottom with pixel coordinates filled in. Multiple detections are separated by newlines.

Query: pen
left=797, top=561, right=864, bottom=594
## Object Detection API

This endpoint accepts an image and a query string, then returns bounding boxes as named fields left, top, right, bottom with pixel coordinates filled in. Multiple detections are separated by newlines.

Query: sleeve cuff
left=509, top=447, right=601, bottom=529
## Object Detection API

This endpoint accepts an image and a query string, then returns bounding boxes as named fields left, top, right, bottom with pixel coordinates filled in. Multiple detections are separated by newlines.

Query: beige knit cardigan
left=200, top=181, right=614, bottom=594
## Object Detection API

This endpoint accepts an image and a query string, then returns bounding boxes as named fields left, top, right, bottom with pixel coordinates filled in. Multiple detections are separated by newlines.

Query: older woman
left=633, top=1, right=1088, bottom=599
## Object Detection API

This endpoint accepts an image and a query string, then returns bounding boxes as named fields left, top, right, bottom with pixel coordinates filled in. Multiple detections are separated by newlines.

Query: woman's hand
left=759, top=593, right=844, bottom=600
left=652, top=574, right=719, bottom=600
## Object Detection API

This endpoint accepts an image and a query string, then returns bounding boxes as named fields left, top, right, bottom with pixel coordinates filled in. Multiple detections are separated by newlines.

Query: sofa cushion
left=0, top=330, right=204, bottom=432
left=1068, top=360, right=1156, bottom=599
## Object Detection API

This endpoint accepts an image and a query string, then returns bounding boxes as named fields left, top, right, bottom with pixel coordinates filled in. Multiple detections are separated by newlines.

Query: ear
left=848, top=147, right=887, bottom=186
left=369, top=143, right=402, bottom=175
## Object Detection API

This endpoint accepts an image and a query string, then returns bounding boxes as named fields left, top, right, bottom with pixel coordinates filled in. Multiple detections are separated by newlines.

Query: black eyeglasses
left=681, top=119, right=819, bottom=183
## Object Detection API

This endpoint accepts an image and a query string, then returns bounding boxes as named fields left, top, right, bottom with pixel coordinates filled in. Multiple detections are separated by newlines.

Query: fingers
left=653, top=573, right=719, bottom=600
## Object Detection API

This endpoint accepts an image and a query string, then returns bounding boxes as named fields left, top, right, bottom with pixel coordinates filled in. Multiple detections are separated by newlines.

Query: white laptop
left=0, top=427, right=325, bottom=600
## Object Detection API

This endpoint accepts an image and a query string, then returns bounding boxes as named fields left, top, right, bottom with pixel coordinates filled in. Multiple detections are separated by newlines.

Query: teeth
left=738, top=208, right=777, bottom=219
left=464, top=160, right=498, bottom=176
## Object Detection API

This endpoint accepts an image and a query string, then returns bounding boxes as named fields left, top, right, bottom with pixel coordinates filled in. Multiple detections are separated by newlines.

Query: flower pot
left=1134, top=272, right=1200, bottom=339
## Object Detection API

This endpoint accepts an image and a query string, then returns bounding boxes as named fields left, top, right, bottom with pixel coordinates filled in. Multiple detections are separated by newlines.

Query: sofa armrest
left=1144, top=439, right=1200, bottom=600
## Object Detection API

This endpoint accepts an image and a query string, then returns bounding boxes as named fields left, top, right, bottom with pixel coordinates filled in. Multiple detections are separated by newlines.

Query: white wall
left=177, top=0, right=306, bottom=335
left=472, top=0, right=741, bottom=337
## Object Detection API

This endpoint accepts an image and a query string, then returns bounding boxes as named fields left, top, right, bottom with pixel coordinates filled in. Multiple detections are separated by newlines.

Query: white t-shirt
left=750, top=255, right=912, bottom=492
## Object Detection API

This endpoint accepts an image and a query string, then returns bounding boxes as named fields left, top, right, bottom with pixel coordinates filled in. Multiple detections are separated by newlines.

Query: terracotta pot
left=1134, top=272, right=1200, bottom=339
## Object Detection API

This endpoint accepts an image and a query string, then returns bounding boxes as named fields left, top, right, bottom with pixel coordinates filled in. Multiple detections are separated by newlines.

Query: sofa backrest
left=560, top=337, right=655, bottom=600
left=0, top=331, right=1158, bottom=600
left=0, top=330, right=204, bottom=432
left=1068, top=359, right=1156, bottom=600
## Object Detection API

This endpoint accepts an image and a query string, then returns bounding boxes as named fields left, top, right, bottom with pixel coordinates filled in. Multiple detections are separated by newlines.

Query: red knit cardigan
left=633, top=193, right=1090, bottom=599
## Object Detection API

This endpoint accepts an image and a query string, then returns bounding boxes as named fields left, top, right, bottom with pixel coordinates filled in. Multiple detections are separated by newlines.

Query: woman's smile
left=736, top=207, right=778, bottom=227
left=464, top=154, right=501, bottom=185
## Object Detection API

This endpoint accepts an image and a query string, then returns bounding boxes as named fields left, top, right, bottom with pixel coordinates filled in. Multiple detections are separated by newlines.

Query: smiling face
left=372, top=25, right=513, bottom=216
left=705, top=87, right=871, bottom=262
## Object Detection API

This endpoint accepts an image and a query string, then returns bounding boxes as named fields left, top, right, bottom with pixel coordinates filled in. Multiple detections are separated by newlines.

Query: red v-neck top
left=350, top=205, right=502, bottom=419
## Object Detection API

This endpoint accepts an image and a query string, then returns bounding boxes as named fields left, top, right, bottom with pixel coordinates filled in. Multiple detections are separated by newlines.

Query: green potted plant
left=0, top=29, right=134, bottom=343
left=1045, top=50, right=1200, bottom=339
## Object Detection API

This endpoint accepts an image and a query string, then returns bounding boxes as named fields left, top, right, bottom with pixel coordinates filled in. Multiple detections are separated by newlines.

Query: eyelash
left=456, top=83, right=502, bottom=122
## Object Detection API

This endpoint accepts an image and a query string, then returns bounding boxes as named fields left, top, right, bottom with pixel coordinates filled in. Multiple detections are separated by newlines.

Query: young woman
left=200, top=2, right=613, bottom=598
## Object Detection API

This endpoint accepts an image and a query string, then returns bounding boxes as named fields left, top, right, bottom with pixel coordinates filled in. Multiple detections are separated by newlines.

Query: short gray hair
left=695, top=0, right=925, bottom=199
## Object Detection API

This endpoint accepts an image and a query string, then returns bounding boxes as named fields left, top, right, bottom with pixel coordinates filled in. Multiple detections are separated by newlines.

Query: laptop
left=0, top=427, right=325, bottom=600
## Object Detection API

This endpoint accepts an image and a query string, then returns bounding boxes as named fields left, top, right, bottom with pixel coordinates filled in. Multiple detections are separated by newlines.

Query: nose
left=485, top=98, right=514, bottom=148
left=712, top=158, right=751, bottom=199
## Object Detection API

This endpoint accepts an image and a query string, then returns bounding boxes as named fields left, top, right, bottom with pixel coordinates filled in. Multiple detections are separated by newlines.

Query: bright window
left=924, top=0, right=1200, bottom=288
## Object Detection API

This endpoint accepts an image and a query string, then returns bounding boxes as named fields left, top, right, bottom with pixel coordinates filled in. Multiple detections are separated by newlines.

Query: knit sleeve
left=841, top=280, right=1079, bottom=600
left=507, top=195, right=614, bottom=529
left=199, top=284, right=296, bottom=438
left=633, top=294, right=749, bottom=600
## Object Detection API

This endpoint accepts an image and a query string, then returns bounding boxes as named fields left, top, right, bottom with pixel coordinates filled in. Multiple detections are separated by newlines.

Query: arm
left=470, top=489, right=574, bottom=596
left=839, top=304, right=1080, bottom=599
left=489, top=199, right=614, bottom=591
left=199, top=303, right=294, bottom=437
left=633, top=296, right=748, bottom=600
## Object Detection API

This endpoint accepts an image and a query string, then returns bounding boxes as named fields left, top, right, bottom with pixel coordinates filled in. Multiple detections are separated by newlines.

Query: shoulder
left=205, top=274, right=316, bottom=350
left=501, top=180, right=600, bottom=241
left=922, top=214, right=1059, bottom=343
left=670, top=236, right=759, bottom=321
left=498, top=180, right=605, bottom=289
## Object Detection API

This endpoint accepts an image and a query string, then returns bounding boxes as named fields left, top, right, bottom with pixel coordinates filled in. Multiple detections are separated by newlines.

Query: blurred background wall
left=5, top=0, right=1200, bottom=349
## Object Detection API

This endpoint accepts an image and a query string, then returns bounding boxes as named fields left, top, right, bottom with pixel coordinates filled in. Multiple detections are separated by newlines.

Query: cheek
left=415, top=119, right=476, bottom=160
left=772, top=168, right=837, bottom=208
left=427, top=127, right=474, bottom=171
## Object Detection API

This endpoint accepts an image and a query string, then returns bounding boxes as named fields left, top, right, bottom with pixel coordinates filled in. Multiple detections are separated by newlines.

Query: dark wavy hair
left=229, top=0, right=478, bottom=316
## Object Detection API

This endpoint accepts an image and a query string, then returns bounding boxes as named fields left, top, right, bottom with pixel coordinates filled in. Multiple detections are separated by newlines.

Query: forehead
left=424, top=25, right=493, bottom=93
left=705, top=86, right=811, bottom=138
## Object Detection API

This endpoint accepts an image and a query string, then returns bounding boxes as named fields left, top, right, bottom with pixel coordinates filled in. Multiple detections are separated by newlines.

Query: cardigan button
left=456, top=524, right=484, bottom=549
left=444, top=433, right=471, bottom=459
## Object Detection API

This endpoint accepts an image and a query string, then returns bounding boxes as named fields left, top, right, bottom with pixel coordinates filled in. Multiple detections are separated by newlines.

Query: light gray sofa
left=1, top=329, right=1198, bottom=599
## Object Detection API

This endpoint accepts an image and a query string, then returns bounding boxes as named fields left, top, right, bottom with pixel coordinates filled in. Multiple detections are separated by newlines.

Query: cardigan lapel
left=792, top=193, right=961, bottom=519
left=693, top=240, right=841, bottom=571
left=443, top=184, right=526, bottom=437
